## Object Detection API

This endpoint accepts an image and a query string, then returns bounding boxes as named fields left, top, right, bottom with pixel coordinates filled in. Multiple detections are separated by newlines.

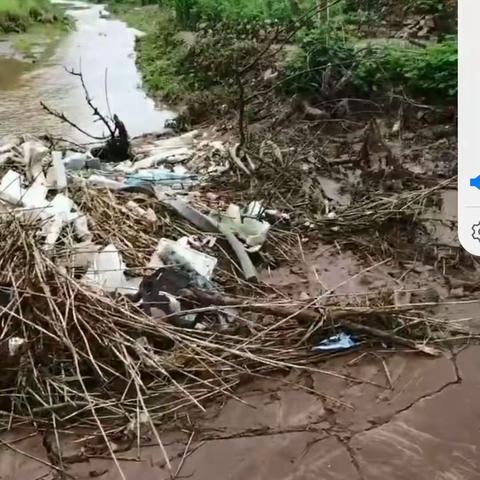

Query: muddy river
left=0, top=0, right=174, bottom=141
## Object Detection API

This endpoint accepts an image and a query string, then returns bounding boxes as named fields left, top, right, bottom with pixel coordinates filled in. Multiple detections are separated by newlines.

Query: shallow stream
left=0, top=0, right=173, bottom=140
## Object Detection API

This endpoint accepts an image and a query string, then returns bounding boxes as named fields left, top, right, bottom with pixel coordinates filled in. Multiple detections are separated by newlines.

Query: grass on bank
left=0, top=0, right=64, bottom=33
left=0, top=0, right=51, bottom=13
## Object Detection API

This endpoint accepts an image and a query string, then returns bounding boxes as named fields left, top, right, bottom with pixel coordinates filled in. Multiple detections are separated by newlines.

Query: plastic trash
left=46, top=154, right=67, bottom=190
left=8, top=337, right=25, bottom=356
left=0, top=170, right=90, bottom=247
left=87, top=174, right=124, bottom=190
left=73, top=214, right=92, bottom=241
left=125, top=166, right=198, bottom=187
left=143, top=236, right=217, bottom=326
left=83, top=244, right=141, bottom=295
left=133, top=267, right=194, bottom=325
left=22, top=140, right=49, bottom=183
left=0, top=170, right=25, bottom=205
left=64, top=153, right=88, bottom=170
left=42, top=194, right=81, bottom=248
left=212, top=202, right=270, bottom=253
left=149, top=238, right=217, bottom=279
left=132, top=130, right=198, bottom=171
left=125, top=201, right=157, bottom=223
left=22, top=140, right=48, bottom=168
left=23, top=176, right=49, bottom=215
left=60, top=241, right=99, bottom=270
left=312, top=332, right=357, bottom=352
left=64, top=153, right=102, bottom=171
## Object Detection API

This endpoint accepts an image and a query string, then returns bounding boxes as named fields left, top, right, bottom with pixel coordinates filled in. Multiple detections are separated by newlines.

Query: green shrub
left=163, top=0, right=318, bottom=27
left=284, top=25, right=457, bottom=103
left=406, top=0, right=448, bottom=14
left=0, top=0, right=63, bottom=32
left=134, top=10, right=194, bottom=99
left=282, top=26, right=358, bottom=94
left=355, top=39, right=457, bottom=101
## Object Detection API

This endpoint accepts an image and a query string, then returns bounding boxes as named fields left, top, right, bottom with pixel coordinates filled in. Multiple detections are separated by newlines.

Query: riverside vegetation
left=99, top=0, right=457, bottom=127
left=0, top=0, right=69, bottom=61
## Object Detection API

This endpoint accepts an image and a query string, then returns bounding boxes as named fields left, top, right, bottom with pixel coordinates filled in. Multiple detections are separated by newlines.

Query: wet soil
left=2, top=346, right=477, bottom=479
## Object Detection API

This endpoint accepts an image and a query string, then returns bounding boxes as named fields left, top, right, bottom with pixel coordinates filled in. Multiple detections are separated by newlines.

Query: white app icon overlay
left=459, top=1, right=480, bottom=255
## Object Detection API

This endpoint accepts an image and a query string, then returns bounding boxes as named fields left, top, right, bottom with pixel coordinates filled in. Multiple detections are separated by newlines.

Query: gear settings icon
left=472, top=223, right=480, bottom=242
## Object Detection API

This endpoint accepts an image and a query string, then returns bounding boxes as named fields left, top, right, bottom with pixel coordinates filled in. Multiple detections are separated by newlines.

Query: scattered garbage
left=125, top=200, right=157, bottom=223
left=83, top=244, right=142, bottom=295
left=212, top=201, right=271, bottom=253
left=8, top=337, right=25, bottom=357
left=64, top=152, right=101, bottom=171
left=125, top=166, right=198, bottom=187
left=312, top=332, right=358, bottom=352
left=153, top=237, right=217, bottom=279
left=86, top=174, right=125, bottom=190
left=131, top=130, right=199, bottom=170
left=0, top=124, right=455, bottom=443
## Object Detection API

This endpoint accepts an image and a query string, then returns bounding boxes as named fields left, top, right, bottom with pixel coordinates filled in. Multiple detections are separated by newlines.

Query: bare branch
left=64, top=66, right=115, bottom=137
left=40, top=101, right=106, bottom=141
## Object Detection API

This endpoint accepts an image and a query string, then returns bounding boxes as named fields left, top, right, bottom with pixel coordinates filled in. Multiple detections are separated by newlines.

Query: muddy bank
left=2, top=346, right=478, bottom=480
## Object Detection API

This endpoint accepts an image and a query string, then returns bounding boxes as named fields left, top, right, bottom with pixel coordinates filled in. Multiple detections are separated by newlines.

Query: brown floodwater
left=0, top=0, right=174, bottom=141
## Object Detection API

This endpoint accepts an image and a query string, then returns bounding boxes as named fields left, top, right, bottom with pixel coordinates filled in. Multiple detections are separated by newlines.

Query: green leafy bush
left=284, top=25, right=457, bottom=103
left=355, top=39, right=457, bottom=101
left=282, top=26, right=358, bottom=94
left=163, top=0, right=318, bottom=27
left=135, top=12, right=193, bottom=99
left=406, top=0, right=448, bottom=14
left=0, top=0, right=62, bottom=32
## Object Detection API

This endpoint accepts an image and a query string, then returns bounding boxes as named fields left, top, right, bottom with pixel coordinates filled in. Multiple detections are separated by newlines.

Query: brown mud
left=2, top=346, right=478, bottom=479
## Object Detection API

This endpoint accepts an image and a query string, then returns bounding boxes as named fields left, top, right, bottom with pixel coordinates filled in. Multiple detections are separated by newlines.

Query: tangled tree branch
left=40, top=66, right=131, bottom=161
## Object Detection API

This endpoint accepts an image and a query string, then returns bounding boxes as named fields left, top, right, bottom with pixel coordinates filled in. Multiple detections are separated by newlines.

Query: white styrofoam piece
left=22, top=177, right=49, bottom=216
left=87, top=174, right=124, bottom=190
left=46, top=155, right=67, bottom=190
left=217, top=203, right=270, bottom=252
left=83, top=244, right=141, bottom=295
left=22, top=140, right=48, bottom=167
left=0, top=170, right=25, bottom=205
left=155, top=237, right=217, bottom=278
left=48, top=194, right=78, bottom=222
left=74, top=214, right=92, bottom=241
left=66, top=241, right=99, bottom=269
left=41, top=194, right=80, bottom=248
left=132, top=149, right=192, bottom=171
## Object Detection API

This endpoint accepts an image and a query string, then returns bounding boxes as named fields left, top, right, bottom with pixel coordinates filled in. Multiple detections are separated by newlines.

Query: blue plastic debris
left=470, top=175, right=480, bottom=190
left=125, top=168, right=198, bottom=187
left=312, top=332, right=357, bottom=352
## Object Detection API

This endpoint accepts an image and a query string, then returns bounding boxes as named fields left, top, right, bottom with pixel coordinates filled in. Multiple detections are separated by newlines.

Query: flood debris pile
left=0, top=131, right=464, bottom=450
left=195, top=115, right=458, bottom=266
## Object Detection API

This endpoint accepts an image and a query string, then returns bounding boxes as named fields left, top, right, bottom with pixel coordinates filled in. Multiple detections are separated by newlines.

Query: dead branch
left=181, top=289, right=440, bottom=356
left=41, top=67, right=131, bottom=161
left=40, top=101, right=106, bottom=141
left=64, top=66, right=115, bottom=137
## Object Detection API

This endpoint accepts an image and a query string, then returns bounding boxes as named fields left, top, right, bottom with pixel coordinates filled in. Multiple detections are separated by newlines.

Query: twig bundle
left=0, top=214, right=462, bottom=438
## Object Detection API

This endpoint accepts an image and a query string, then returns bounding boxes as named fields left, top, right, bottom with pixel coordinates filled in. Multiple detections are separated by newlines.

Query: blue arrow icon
left=471, top=175, right=480, bottom=190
